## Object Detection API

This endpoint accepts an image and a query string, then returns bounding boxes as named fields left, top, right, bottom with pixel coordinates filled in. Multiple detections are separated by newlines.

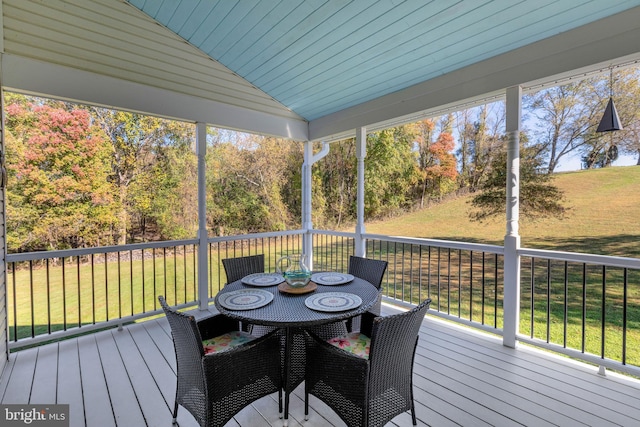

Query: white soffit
left=1, top=0, right=307, bottom=139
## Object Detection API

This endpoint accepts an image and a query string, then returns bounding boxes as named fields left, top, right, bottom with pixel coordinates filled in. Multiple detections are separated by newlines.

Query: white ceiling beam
left=2, top=54, right=309, bottom=141
left=309, top=6, right=640, bottom=141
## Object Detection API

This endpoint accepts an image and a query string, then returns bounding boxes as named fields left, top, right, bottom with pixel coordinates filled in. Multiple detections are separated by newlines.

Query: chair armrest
left=359, top=311, right=378, bottom=337
left=197, top=313, right=241, bottom=340
left=305, top=330, right=369, bottom=371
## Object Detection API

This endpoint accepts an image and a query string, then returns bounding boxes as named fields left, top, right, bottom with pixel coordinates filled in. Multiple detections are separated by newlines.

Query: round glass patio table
left=214, top=275, right=380, bottom=426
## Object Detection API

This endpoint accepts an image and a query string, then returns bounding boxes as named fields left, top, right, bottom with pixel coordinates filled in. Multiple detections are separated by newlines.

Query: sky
left=554, top=152, right=637, bottom=172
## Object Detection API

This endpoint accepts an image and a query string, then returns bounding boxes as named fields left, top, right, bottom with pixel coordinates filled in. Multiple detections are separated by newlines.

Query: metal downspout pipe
left=355, top=127, right=366, bottom=257
left=302, top=140, right=330, bottom=270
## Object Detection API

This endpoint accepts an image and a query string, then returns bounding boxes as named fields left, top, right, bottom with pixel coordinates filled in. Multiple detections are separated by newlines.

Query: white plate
left=241, top=272, right=284, bottom=286
left=311, top=272, right=354, bottom=286
left=218, top=289, right=274, bottom=310
left=305, top=292, right=362, bottom=312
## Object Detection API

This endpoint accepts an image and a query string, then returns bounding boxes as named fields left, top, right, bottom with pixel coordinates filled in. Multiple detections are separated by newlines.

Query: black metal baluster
left=77, top=256, right=81, bottom=329
left=30, top=260, right=35, bottom=338
left=546, top=259, right=551, bottom=343
left=581, top=263, right=586, bottom=353
left=481, top=252, right=486, bottom=325
left=142, top=249, right=146, bottom=313
left=530, top=258, right=535, bottom=339
left=117, top=251, right=122, bottom=319
left=11, top=263, right=17, bottom=341
left=622, top=268, right=628, bottom=365
left=46, top=259, right=51, bottom=335
left=563, top=261, right=568, bottom=348
left=601, top=265, right=606, bottom=359
left=91, top=254, right=96, bottom=325
left=469, top=251, right=473, bottom=322
left=62, top=257, right=67, bottom=331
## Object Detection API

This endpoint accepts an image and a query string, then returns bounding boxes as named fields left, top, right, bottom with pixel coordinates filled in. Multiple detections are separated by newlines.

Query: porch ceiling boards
left=1, top=304, right=639, bottom=427
left=3, top=0, right=640, bottom=141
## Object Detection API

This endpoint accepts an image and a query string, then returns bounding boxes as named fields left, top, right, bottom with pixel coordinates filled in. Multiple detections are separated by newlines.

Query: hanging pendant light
left=596, top=68, right=623, bottom=133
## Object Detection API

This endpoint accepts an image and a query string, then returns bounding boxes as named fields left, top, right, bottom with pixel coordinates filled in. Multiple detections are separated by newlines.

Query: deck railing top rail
left=6, top=239, right=200, bottom=262
left=362, top=232, right=505, bottom=254
left=519, top=247, right=640, bottom=269
left=208, top=229, right=305, bottom=243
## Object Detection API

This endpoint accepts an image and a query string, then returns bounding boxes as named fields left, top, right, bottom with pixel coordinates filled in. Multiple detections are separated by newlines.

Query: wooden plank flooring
left=1, top=304, right=639, bottom=427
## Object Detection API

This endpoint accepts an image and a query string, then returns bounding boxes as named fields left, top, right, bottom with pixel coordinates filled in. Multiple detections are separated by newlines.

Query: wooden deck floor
left=1, top=304, right=639, bottom=427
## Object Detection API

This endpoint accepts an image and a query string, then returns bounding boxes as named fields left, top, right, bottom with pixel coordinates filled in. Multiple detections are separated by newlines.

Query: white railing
left=6, top=230, right=640, bottom=377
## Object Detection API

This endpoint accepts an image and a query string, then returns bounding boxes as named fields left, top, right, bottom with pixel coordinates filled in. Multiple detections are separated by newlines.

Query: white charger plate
left=311, top=272, right=354, bottom=286
left=305, top=292, right=362, bottom=312
left=241, top=272, right=284, bottom=286
left=218, top=289, right=274, bottom=310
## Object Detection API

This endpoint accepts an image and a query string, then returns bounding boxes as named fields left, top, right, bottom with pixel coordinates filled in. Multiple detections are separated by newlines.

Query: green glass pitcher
left=276, top=253, right=311, bottom=288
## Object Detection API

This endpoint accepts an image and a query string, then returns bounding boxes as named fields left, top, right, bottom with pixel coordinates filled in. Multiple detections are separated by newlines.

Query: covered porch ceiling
left=3, top=0, right=640, bottom=142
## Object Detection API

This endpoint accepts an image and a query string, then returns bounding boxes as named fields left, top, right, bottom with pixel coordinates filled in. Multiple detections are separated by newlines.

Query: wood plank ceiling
left=3, top=0, right=640, bottom=140
left=127, top=0, right=640, bottom=121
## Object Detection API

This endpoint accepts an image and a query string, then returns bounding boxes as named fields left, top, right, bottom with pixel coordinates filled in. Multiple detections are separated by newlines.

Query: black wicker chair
left=222, top=254, right=266, bottom=333
left=305, top=298, right=432, bottom=427
left=221, top=254, right=265, bottom=284
left=346, top=256, right=388, bottom=331
left=159, top=296, right=282, bottom=427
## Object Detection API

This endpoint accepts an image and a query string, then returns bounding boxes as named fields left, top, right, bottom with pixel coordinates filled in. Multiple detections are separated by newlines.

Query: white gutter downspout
left=355, top=127, right=366, bottom=257
left=302, top=140, right=330, bottom=270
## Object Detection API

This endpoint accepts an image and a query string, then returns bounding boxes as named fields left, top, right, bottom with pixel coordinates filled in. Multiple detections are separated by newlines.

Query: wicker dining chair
left=346, top=256, right=388, bottom=331
left=159, top=296, right=282, bottom=427
left=221, top=254, right=265, bottom=284
left=221, top=254, right=266, bottom=333
left=305, top=298, right=432, bottom=427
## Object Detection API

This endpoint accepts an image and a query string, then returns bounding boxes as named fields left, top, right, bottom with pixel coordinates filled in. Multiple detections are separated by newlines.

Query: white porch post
left=196, top=122, right=209, bottom=310
left=503, top=86, right=522, bottom=347
left=355, top=127, right=366, bottom=257
left=302, top=141, right=314, bottom=269
left=302, top=141, right=330, bottom=270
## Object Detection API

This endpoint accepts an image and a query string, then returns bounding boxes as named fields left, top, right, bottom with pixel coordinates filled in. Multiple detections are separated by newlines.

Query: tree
left=581, top=68, right=640, bottom=168
left=525, top=80, right=598, bottom=173
left=456, top=104, right=505, bottom=191
left=412, top=116, right=458, bottom=207
left=206, top=131, right=299, bottom=234
left=364, top=127, right=421, bottom=218
left=5, top=95, right=119, bottom=251
left=89, top=108, right=195, bottom=243
left=469, top=139, right=566, bottom=222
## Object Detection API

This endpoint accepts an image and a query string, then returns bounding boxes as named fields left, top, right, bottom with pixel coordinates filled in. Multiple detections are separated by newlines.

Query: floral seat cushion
left=327, top=332, right=371, bottom=359
left=203, top=331, right=254, bottom=354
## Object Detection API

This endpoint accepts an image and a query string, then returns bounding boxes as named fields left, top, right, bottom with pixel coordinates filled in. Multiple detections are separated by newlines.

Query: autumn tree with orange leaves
left=412, top=116, right=458, bottom=207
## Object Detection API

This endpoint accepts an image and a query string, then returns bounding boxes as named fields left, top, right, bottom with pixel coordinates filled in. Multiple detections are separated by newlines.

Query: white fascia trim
left=1, top=54, right=309, bottom=141
left=309, top=6, right=640, bottom=141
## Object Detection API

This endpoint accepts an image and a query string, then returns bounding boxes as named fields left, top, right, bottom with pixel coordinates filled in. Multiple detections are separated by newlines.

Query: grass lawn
left=365, top=166, right=640, bottom=366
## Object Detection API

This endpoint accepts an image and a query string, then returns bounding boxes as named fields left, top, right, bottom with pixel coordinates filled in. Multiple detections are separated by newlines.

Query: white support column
left=503, top=86, right=522, bottom=348
left=196, top=122, right=209, bottom=310
left=355, top=127, right=366, bottom=257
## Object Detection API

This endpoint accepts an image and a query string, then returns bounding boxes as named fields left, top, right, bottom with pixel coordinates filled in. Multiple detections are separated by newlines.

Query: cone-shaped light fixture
left=596, top=97, right=623, bottom=132
left=596, top=68, right=623, bottom=133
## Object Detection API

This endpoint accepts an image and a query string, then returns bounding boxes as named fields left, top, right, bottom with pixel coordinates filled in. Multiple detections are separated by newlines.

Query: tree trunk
left=116, top=185, right=128, bottom=245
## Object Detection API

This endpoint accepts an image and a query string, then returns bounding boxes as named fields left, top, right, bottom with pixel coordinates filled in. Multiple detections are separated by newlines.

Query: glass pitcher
left=276, top=253, right=311, bottom=288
